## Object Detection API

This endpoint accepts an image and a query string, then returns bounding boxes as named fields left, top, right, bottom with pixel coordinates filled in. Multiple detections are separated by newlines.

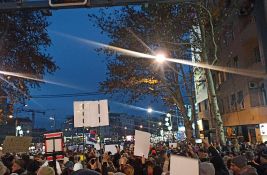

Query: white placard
left=134, top=130, right=151, bottom=159
left=169, top=143, right=177, bottom=148
left=74, top=101, right=84, bottom=127
left=170, top=155, right=199, bottom=175
left=99, top=100, right=109, bottom=126
left=74, top=100, right=109, bottom=128
left=84, top=101, right=99, bottom=127
left=46, top=138, right=63, bottom=152
left=105, top=144, right=118, bottom=155
left=94, top=143, right=100, bottom=151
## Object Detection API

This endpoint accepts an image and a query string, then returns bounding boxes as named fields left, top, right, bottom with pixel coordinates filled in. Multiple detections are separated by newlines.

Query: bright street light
left=26, top=130, right=30, bottom=134
left=158, top=122, right=162, bottom=126
left=8, top=115, right=13, bottom=119
left=155, top=54, right=166, bottom=63
left=140, top=125, right=143, bottom=128
left=165, top=118, right=169, bottom=122
left=147, top=107, right=153, bottom=113
left=124, top=127, right=127, bottom=130
left=168, top=126, right=172, bottom=131
left=166, top=113, right=171, bottom=117
left=165, top=122, right=169, bottom=127
left=49, top=117, right=54, bottom=120
left=16, top=126, right=22, bottom=131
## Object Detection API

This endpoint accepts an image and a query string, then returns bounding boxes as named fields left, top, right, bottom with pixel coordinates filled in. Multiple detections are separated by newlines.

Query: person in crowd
left=62, top=161, right=74, bottom=175
left=72, top=169, right=101, bottom=175
left=162, top=153, right=170, bottom=173
left=37, top=166, right=55, bottom=175
left=231, top=155, right=258, bottom=175
left=42, top=160, right=62, bottom=175
left=0, top=161, right=9, bottom=175
left=121, top=164, right=134, bottom=175
left=258, top=149, right=267, bottom=175
left=203, top=139, right=230, bottom=175
left=73, top=155, right=83, bottom=172
left=11, top=159, right=26, bottom=175
left=199, top=162, right=215, bottom=175
left=245, top=151, right=260, bottom=171
left=26, top=160, right=41, bottom=175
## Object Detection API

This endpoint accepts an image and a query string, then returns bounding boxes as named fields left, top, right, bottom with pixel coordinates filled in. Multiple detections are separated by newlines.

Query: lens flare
left=54, top=31, right=267, bottom=79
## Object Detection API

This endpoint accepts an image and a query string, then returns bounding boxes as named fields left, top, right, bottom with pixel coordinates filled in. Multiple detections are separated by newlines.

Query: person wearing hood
left=230, top=155, right=258, bottom=175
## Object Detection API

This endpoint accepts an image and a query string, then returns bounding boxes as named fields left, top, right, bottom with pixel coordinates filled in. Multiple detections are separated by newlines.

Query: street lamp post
left=147, top=107, right=153, bottom=133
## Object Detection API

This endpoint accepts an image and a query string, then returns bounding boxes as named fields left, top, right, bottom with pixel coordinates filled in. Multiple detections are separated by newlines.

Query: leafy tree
left=0, top=10, right=57, bottom=104
left=89, top=4, right=199, bottom=139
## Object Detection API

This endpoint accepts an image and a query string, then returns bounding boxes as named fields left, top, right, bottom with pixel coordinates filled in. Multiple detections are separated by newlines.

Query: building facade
left=196, top=0, right=267, bottom=143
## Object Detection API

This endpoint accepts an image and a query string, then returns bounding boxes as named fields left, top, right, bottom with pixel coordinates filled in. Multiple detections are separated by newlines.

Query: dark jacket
left=257, top=163, right=267, bottom=175
left=208, top=146, right=229, bottom=175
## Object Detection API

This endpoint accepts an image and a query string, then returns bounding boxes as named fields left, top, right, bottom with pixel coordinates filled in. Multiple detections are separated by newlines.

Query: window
left=254, top=46, right=261, bottom=63
left=198, top=103, right=202, bottom=112
left=237, top=91, right=244, bottom=109
left=204, top=100, right=208, bottom=110
left=218, top=72, right=225, bottom=85
left=218, top=72, right=222, bottom=85
left=233, top=56, right=239, bottom=68
left=231, top=93, right=237, bottom=111
left=227, top=61, right=233, bottom=79
left=261, top=83, right=267, bottom=105
left=219, top=99, right=225, bottom=114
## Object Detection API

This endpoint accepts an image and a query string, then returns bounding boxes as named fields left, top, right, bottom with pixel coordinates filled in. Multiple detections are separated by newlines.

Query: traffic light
left=49, top=0, right=88, bottom=7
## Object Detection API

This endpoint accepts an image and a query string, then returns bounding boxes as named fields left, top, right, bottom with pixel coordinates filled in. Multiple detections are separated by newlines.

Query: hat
left=65, top=161, right=74, bottom=169
left=199, top=162, right=215, bottom=175
left=232, top=156, right=247, bottom=168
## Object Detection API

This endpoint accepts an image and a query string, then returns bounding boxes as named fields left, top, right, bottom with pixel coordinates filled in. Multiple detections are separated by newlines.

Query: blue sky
left=25, top=8, right=165, bottom=129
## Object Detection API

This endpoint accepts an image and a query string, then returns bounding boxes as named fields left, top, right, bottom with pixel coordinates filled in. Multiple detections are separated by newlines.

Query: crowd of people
left=0, top=139, right=267, bottom=175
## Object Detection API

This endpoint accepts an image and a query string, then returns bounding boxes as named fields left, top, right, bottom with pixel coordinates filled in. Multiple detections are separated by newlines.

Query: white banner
left=170, top=155, right=199, bottom=175
left=74, top=100, right=109, bottom=128
left=134, top=130, right=151, bottom=159
left=104, top=144, right=118, bottom=155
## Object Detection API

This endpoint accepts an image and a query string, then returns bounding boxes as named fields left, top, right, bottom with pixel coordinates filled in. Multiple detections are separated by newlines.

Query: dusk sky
left=24, top=8, right=165, bottom=129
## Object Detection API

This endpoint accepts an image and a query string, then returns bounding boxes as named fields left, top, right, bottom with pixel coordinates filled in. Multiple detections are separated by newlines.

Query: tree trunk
left=199, top=22, right=226, bottom=145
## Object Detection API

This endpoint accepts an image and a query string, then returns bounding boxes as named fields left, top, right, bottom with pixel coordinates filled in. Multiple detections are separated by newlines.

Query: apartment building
left=197, top=0, right=267, bottom=143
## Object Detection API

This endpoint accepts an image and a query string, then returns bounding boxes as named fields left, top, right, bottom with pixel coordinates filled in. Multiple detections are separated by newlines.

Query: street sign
left=74, top=100, right=109, bottom=128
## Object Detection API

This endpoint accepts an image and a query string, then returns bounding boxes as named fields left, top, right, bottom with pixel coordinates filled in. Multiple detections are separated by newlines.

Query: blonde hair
left=38, top=166, right=55, bottom=175
left=122, top=164, right=134, bottom=175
